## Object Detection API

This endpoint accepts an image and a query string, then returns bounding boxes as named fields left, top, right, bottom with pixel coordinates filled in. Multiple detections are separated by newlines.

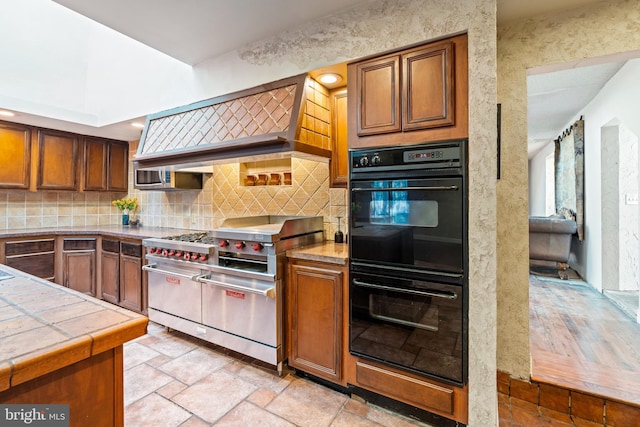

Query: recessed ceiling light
left=0, top=110, right=15, bottom=117
left=317, top=73, right=342, bottom=85
left=131, top=122, right=144, bottom=128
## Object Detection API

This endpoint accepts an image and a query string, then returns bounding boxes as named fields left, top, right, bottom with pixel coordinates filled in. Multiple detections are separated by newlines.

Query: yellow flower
left=112, top=197, right=138, bottom=212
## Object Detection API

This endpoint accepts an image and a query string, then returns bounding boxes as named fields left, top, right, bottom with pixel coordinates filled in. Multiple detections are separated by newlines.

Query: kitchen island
left=0, top=264, right=148, bottom=427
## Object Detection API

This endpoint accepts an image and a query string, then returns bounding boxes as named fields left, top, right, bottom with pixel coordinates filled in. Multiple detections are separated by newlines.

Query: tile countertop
left=0, top=225, right=200, bottom=240
left=0, top=264, right=148, bottom=393
left=286, top=242, right=349, bottom=266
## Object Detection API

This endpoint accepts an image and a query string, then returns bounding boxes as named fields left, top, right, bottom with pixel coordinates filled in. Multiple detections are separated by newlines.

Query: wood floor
left=529, top=274, right=640, bottom=406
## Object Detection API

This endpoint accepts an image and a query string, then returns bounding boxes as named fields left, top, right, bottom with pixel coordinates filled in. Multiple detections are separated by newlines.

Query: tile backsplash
left=0, top=190, right=123, bottom=229
left=1, top=141, right=348, bottom=240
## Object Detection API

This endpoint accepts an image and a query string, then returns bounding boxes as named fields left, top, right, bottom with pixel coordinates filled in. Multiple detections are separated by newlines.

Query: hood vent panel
left=135, top=74, right=331, bottom=170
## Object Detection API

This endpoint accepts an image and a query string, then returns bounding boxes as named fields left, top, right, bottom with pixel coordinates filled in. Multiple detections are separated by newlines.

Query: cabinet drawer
left=6, top=253, right=55, bottom=279
left=355, top=361, right=454, bottom=416
left=63, top=238, right=96, bottom=251
left=5, top=239, right=55, bottom=256
left=102, top=239, right=120, bottom=253
left=121, top=242, right=141, bottom=258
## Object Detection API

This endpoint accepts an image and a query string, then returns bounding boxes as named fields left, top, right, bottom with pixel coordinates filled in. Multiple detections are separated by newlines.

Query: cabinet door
left=120, top=245, right=143, bottom=313
left=289, top=263, right=343, bottom=383
left=64, top=251, right=96, bottom=296
left=0, top=122, right=31, bottom=189
left=330, top=89, right=348, bottom=188
left=37, top=130, right=79, bottom=191
left=355, top=55, right=401, bottom=136
left=402, top=41, right=455, bottom=131
left=101, top=250, right=120, bottom=304
left=108, top=142, right=128, bottom=192
left=84, top=138, right=108, bottom=191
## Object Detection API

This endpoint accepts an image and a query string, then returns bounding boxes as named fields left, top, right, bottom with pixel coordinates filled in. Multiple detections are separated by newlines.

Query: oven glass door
left=350, top=177, right=463, bottom=273
left=350, top=271, right=464, bottom=384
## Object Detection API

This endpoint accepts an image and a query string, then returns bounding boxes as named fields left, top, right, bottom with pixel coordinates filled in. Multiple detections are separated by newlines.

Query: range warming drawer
left=201, top=277, right=280, bottom=347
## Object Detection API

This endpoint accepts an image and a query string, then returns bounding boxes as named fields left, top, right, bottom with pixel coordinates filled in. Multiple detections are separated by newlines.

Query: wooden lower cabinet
left=62, top=238, right=97, bottom=296
left=101, top=241, right=120, bottom=304
left=0, top=346, right=126, bottom=427
left=288, top=259, right=348, bottom=385
left=101, top=239, right=145, bottom=314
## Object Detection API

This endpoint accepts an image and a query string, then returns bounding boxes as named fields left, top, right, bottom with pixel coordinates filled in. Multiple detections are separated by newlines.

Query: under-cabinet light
left=0, top=110, right=15, bottom=117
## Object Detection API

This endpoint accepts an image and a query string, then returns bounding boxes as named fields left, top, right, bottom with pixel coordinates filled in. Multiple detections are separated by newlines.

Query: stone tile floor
left=124, top=322, right=432, bottom=427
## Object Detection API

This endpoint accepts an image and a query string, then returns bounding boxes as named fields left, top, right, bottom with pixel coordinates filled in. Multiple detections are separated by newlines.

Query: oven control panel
left=351, top=139, right=465, bottom=172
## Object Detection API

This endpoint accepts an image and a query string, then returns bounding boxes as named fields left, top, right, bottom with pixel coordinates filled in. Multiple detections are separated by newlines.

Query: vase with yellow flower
left=112, top=197, right=138, bottom=226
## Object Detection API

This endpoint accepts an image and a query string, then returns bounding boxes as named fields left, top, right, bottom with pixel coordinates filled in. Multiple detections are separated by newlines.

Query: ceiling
left=9, top=0, right=628, bottom=147
left=527, top=61, right=627, bottom=157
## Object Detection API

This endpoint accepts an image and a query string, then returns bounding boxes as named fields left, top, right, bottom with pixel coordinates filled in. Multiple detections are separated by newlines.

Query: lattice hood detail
left=134, top=74, right=330, bottom=169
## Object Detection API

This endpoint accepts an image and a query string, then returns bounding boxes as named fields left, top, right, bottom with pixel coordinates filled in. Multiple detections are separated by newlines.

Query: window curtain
left=554, top=118, right=585, bottom=241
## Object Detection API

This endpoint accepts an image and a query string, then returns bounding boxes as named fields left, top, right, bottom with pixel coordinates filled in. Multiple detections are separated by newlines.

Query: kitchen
left=1, top=33, right=471, bottom=425
left=4, top=0, right=495, bottom=425
left=0, top=1, right=638, bottom=425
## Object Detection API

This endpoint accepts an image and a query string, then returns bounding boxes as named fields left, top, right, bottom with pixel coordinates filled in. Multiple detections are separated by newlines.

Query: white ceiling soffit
left=53, top=0, right=370, bottom=66
left=527, top=61, right=626, bottom=158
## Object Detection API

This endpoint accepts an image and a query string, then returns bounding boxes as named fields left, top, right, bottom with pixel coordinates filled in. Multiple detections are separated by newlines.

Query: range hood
left=134, top=74, right=332, bottom=171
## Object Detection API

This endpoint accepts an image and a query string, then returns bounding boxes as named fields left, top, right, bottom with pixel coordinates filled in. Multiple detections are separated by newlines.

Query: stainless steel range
left=142, top=216, right=324, bottom=372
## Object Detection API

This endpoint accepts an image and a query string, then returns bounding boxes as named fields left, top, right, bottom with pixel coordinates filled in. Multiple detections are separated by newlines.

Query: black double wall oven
left=349, top=139, right=468, bottom=386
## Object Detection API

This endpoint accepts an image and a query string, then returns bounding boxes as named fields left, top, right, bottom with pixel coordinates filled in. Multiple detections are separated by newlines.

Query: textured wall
left=497, top=0, right=640, bottom=378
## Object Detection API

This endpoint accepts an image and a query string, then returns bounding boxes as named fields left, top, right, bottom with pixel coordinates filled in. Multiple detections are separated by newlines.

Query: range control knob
left=219, top=240, right=229, bottom=248
left=149, top=247, right=156, bottom=254
left=161, top=249, right=169, bottom=257
left=235, top=241, right=245, bottom=250
left=359, top=156, right=369, bottom=167
left=198, top=254, right=208, bottom=262
left=371, top=154, right=382, bottom=166
left=175, top=250, right=183, bottom=258
left=183, top=252, right=191, bottom=261
left=252, top=243, right=263, bottom=252
left=190, top=252, right=198, bottom=260
left=168, top=249, right=175, bottom=257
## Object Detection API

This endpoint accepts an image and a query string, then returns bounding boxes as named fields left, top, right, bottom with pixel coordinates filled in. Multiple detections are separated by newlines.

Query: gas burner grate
left=164, top=232, right=210, bottom=243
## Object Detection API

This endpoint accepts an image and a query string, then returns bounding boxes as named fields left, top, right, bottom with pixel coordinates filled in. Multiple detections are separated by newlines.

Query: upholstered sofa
left=529, top=214, right=577, bottom=279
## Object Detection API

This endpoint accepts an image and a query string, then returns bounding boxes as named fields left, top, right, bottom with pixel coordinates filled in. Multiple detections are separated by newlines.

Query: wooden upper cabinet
left=355, top=55, right=401, bottom=136
left=330, top=88, right=349, bottom=188
left=84, top=138, right=108, bottom=191
left=402, top=41, right=455, bottom=131
left=348, top=33, right=468, bottom=149
left=0, top=120, right=128, bottom=193
left=83, top=138, right=128, bottom=192
left=37, top=129, right=79, bottom=191
left=0, top=121, right=31, bottom=189
left=108, top=141, right=128, bottom=192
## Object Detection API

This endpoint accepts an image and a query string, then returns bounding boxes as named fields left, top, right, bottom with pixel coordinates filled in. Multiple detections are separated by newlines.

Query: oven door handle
left=352, top=279, right=457, bottom=300
left=351, top=185, right=458, bottom=192
left=197, top=276, right=276, bottom=299
left=142, top=263, right=202, bottom=281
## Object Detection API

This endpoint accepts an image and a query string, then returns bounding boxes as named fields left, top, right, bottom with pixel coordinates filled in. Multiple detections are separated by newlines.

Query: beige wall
left=497, top=0, right=640, bottom=378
